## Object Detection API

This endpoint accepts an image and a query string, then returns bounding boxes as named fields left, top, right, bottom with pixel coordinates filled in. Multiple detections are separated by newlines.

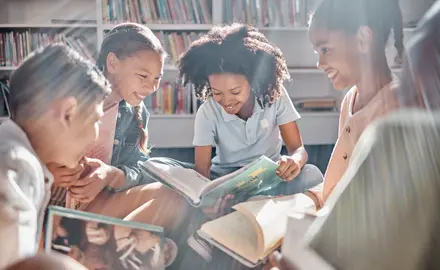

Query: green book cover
left=140, top=156, right=284, bottom=207
left=200, top=156, right=284, bottom=206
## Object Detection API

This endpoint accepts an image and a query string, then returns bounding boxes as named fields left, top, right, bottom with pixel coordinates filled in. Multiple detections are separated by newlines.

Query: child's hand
left=202, top=194, right=235, bottom=219
left=47, top=162, right=84, bottom=188
left=276, top=156, right=301, bottom=181
left=68, top=158, right=116, bottom=203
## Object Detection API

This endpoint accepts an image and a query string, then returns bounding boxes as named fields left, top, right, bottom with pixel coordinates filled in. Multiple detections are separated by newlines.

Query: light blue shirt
left=193, top=88, right=301, bottom=169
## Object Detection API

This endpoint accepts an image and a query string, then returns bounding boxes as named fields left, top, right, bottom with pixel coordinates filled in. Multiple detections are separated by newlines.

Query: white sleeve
left=0, top=152, right=39, bottom=269
left=193, top=105, right=215, bottom=146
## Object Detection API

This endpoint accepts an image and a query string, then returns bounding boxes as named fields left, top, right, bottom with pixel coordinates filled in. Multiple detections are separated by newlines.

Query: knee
left=155, top=184, right=190, bottom=215
left=298, top=164, right=324, bottom=187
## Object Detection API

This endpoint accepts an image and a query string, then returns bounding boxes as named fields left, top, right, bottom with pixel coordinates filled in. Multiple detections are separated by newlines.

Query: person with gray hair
left=0, top=43, right=109, bottom=269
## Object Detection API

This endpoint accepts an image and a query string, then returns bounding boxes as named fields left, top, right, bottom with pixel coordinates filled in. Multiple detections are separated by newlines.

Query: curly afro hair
left=177, top=23, right=290, bottom=108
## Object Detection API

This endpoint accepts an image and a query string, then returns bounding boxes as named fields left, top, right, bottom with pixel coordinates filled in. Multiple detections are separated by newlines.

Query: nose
left=317, top=55, right=327, bottom=70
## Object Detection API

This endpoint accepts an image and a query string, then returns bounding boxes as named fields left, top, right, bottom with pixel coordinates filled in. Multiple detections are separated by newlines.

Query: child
left=178, top=23, right=324, bottom=202
left=48, top=23, right=188, bottom=232
left=306, top=0, right=404, bottom=207
left=0, top=44, right=109, bottom=269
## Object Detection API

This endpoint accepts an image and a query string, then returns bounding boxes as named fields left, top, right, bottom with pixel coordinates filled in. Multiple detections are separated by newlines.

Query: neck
left=105, top=73, right=123, bottom=108
left=236, top=95, right=255, bottom=120
left=105, top=91, right=123, bottom=109
left=355, top=53, right=392, bottom=111
left=19, top=120, right=54, bottom=165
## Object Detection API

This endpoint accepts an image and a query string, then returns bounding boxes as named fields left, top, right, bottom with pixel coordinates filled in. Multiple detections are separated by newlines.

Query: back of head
left=398, top=0, right=440, bottom=110
left=96, top=22, right=166, bottom=71
left=8, top=43, right=110, bottom=123
left=310, top=0, right=404, bottom=60
left=178, top=23, right=290, bottom=107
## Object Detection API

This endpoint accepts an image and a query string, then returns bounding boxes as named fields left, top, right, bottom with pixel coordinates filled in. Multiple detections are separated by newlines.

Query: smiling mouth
left=134, top=92, right=147, bottom=100
left=327, top=70, right=338, bottom=79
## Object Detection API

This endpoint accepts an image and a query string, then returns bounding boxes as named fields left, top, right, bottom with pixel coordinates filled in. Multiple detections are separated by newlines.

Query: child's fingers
left=276, top=161, right=289, bottom=176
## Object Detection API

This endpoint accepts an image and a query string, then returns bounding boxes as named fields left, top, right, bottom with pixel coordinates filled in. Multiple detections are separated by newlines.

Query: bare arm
left=280, top=121, right=308, bottom=168
left=194, top=145, right=212, bottom=179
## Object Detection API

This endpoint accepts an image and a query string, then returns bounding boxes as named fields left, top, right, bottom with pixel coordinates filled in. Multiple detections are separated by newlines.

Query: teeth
left=227, top=105, right=234, bottom=109
left=328, top=70, right=337, bottom=78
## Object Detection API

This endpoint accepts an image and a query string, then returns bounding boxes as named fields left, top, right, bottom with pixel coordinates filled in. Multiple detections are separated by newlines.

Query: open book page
left=234, top=195, right=316, bottom=258
left=200, top=156, right=283, bottom=206
left=199, top=211, right=262, bottom=265
left=141, top=161, right=210, bottom=204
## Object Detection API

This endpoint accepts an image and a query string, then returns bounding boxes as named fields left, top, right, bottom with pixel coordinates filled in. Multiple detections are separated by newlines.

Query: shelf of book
left=101, top=23, right=213, bottom=31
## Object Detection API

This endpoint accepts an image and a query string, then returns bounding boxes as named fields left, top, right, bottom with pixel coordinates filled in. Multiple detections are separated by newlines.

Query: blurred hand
left=47, top=162, right=84, bottom=188
left=68, top=158, right=117, bottom=203
left=202, top=194, right=235, bottom=219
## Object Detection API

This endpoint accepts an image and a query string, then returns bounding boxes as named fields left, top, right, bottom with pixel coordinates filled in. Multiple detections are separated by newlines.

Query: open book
left=197, top=194, right=317, bottom=267
left=140, top=156, right=283, bottom=207
left=45, top=206, right=178, bottom=269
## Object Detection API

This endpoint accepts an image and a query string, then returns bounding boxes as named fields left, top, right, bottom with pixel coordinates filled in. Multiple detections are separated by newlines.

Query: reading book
left=140, top=155, right=284, bottom=207
left=45, top=206, right=178, bottom=270
left=197, top=194, right=317, bottom=267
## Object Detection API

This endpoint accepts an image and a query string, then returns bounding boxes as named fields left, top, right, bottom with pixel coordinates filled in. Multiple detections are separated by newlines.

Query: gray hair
left=8, top=43, right=111, bottom=122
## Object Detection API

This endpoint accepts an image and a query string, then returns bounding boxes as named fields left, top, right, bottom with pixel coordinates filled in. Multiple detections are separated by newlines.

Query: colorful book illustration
left=139, top=156, right=284, bottom=207
left=45, top=206, right=178, bottom=270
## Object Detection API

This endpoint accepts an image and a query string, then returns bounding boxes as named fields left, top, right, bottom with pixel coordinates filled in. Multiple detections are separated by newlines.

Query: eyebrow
left=211, top=86, right=241, bottom=92
left=137, top=68, right=163, bottom=78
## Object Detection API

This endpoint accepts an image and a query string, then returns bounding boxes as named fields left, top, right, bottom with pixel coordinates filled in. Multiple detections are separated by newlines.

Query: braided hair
left=96, top=23, right=166, bottom=154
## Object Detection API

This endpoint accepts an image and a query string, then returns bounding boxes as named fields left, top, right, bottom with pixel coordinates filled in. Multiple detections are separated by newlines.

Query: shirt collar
left=0, top=120, right=54, bottom=183
left=219, top=97, right=265, bottom=122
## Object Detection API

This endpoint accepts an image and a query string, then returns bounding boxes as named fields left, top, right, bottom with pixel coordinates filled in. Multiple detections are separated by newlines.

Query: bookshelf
left=0, top=0, right=412, bottom=147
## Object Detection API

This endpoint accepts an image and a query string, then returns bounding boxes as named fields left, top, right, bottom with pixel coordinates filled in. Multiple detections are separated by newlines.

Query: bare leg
left=85, top=183, right=189, bottom=232
left=6, top=253, right=86, bottom=270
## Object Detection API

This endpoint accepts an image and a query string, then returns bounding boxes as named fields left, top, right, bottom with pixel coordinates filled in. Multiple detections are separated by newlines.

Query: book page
left=234, top=195, right=313, bottom=259
left=200, top=211, right=262, bottom=265
left=200, top=156, right=283, bottom=204
left=141, top=161, right=210, bottom=203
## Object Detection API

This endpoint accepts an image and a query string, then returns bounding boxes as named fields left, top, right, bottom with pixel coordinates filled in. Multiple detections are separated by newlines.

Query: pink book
left=66, top=102, right=119, bottom=210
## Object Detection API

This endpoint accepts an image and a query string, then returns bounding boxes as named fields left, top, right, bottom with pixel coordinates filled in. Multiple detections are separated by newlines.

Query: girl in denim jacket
left=48, top=23, right=189, bottom=235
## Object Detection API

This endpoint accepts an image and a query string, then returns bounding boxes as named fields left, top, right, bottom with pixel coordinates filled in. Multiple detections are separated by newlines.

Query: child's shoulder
left=196, top=98, right=223, bottom=121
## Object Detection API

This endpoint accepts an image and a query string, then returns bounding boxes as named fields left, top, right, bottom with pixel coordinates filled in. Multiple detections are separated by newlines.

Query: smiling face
left=208, top=73, right=252, bottom=115
left=309, top=26, right=362, bottom=90
left=107, top=49, right=164, bottom=106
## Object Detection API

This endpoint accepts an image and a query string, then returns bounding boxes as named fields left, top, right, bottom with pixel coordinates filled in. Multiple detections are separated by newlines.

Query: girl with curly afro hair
left=178, top=23, right=323, bottom=218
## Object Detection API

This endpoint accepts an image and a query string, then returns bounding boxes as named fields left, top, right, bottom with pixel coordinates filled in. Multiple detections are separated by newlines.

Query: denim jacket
left=110, top=101, right=154, bottom=191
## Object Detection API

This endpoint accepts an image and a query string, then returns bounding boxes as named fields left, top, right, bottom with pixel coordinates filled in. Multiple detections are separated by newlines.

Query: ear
left=106, top=52, right=120, bottom=74
left=53, top=97, right=78, bottom=129
left=356, top=26, right=374, bottom=54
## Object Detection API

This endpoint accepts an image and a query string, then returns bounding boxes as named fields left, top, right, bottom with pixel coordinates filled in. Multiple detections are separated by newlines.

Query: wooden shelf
left=101, top=23, right=213, bottom=31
